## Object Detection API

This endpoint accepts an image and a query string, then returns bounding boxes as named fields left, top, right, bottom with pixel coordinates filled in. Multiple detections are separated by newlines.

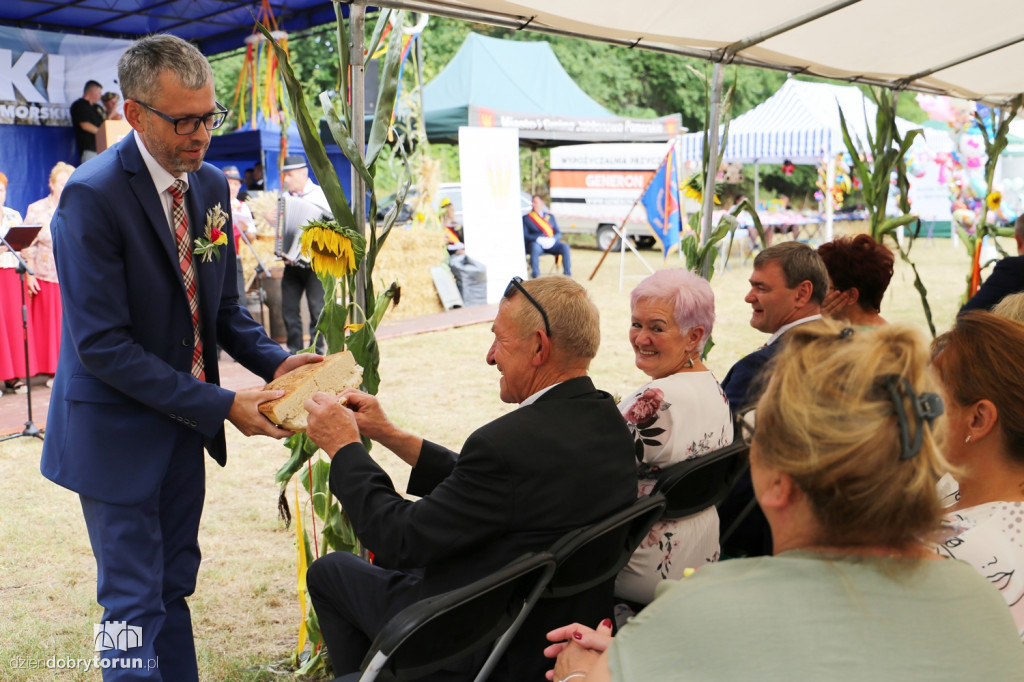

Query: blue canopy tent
left=206, top=115, right=353, bottom=197
left=0, top=1, right=352, bottom=212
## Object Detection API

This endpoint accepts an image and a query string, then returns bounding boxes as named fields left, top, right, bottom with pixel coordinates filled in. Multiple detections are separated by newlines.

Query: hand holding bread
left=259, top=352, right=363, bottom=431
left=304, top=392, right=360, bottom=456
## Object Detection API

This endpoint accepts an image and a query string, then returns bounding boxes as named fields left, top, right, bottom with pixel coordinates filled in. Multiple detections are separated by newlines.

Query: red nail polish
left=573, top=632, right=583, bottom=640
left=601, top=618, right=612, bottom=629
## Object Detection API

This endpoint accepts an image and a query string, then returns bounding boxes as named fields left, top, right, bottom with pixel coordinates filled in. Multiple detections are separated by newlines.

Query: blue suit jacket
left=720, top=343, right=779, bottom=413
left=41, top=134, right=289, bottom=506
left=960, top=255, right=1024, bottom=313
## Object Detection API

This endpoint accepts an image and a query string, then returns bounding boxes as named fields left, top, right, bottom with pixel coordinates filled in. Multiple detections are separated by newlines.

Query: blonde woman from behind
left=546, top=320, right=1024, bottom=682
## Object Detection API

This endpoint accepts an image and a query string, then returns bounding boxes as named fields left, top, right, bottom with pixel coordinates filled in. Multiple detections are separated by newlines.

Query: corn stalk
left=838, top=88, right=933, bottom=335
left=256, top=8, right=412, bottom=675
left=957, top=94, right=1022, bottom=304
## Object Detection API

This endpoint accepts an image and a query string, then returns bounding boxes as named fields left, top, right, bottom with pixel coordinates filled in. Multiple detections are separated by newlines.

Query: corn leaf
left=256, top=20, right=357, bottom=229
left=366, top=12, right=406, bottom=169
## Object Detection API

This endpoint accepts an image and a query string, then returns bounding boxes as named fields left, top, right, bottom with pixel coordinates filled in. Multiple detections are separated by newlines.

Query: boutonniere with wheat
left=194, top=204, right=229, bottom=262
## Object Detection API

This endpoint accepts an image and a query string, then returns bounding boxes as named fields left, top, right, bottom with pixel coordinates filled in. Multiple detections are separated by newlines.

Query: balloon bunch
left=813, top=153, right=852, bottom=206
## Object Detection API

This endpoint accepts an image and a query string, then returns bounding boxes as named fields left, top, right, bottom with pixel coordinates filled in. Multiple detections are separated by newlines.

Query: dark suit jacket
left=522, top=210, right=563, bottom=246
left=960, top=255, right=1024, bottom=313
left=328, top=376, right=637, bottom=679
left=721, top=343, right=779, bottom=413
left=717, top=343, right=781, bottom=558
left=41, top=134, right=289, bottom=506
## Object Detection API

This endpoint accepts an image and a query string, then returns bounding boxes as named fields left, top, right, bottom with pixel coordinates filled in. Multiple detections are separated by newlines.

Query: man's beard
left=144, top=133, right=208, bottom=174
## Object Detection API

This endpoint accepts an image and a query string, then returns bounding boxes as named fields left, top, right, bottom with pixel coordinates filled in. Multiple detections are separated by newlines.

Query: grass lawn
left=0, top=229, right=983, bottom=680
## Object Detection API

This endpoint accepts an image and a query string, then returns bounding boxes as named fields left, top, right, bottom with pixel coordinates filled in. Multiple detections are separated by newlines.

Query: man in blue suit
left=718, top=242, right=826, bottom=557
left=523, top=194, right=572, bottom=278
left=961, top=215, right=1024, bottom=313
left=41, top=35, right=319, bottom=680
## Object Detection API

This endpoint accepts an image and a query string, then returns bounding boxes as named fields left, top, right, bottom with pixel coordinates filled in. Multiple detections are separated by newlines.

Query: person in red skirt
left=0, top=171, right=36, bottom=394
left=24, top=161, right=75, bottom=385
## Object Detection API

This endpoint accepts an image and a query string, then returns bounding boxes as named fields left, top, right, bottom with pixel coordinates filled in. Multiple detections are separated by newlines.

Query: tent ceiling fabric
left=376, top=0, right=1024, bottom=106
left=0, top=0, right=341, bottom=55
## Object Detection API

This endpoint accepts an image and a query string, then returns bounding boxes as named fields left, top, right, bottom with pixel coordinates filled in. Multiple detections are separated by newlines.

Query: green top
left=608, top=551, right=1024, bottom=681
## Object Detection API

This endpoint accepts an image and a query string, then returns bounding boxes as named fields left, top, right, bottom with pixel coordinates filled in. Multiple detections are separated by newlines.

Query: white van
left=548, top=142, right=673, bottom=250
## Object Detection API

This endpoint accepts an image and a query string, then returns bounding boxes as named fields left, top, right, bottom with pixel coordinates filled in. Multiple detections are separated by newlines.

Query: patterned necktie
left=167, top=179, right=205, bottom=381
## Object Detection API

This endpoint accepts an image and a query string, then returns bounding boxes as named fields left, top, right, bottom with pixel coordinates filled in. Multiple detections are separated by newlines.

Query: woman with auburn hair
left=816, top=234, right=894, bottom=328
left=545, top=320, right=1024, bottom=681
left=614, top=269, right=732, bottom=615
left=23, top=161, right=75, bottom=381
left=930, top=310, right=1024, bottom=641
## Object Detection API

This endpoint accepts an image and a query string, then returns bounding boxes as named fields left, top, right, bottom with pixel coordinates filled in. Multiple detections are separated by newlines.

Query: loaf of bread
left=259, top=352, right=363, bottom=431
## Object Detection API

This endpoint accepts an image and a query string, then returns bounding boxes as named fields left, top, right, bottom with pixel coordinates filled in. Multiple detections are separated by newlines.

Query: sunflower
left=300, top=220, right=365, bottom=278
left=681, top=174, right=721, bottom=205
left=986, top=191, right=1002, bottom=211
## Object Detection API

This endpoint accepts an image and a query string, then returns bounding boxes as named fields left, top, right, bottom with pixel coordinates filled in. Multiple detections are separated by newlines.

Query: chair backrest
left=543, top=494, right=667, bottom=599
left=358, top=552, right=556, bottom=682
left=651, top=440, right=750, bottom=519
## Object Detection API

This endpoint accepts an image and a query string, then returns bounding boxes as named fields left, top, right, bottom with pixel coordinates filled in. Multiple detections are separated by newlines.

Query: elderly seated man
left=303, top=276, right=637, bottom=681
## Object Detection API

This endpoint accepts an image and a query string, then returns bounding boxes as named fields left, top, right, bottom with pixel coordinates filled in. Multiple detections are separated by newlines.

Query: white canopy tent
left=368, top=0, right=1024, bottom=273
left=678, top=79, right=922, bottom=241
left=679, top=79, right=918, bottom=165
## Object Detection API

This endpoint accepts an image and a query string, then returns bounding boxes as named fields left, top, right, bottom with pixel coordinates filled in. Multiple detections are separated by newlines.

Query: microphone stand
left=0, top=234, right=43, bottom=442
left=237, top=228, right=269, bottom=329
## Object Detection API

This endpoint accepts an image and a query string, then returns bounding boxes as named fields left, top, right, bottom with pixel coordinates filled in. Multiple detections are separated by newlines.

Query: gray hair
left=118, top=34, right=213, bottom=103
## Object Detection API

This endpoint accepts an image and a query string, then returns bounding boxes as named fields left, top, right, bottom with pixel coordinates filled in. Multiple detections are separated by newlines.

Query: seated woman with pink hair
left=614, top=269, right=732, bottom=612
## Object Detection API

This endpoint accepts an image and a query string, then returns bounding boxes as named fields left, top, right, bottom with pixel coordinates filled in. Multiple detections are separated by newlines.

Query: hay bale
left=372, top=224, right=447, bottom=319
left=235, top=187, right=448, bottom=318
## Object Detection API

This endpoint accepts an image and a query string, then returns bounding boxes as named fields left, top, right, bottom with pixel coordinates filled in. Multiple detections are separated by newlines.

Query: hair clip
left=879, top=374, right=944, bottom=460
left=839, top=327, right=855, bottom=339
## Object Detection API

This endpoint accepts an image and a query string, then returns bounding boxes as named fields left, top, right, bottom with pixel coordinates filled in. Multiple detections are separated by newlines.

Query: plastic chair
left=649, top=440, right=750, bottom=519
left=354, top=552, right=557, bottom=682
left=543, top=493, right=667, bottom=599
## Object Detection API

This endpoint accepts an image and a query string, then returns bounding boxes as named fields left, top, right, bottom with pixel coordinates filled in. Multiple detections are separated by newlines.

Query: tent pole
left=350, top=1, right=367, bottom=316
left=753, top=160, right=759, bottom=210
left=699, top=61, right=725, bottom=280
left=825, top=153, right=835, bottom=242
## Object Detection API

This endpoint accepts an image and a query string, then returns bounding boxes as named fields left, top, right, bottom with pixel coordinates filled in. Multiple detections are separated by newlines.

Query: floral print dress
left=614, top=371, right=733, bottom=606
left=932, top=501, right=1024, bottom=642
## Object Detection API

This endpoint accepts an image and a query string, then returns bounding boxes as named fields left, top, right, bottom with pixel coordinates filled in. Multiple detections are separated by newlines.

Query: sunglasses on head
left=504, top=276, right=552, bottom=338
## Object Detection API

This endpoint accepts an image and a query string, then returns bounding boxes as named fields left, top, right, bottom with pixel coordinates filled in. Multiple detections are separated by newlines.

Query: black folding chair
left=543, top=493, right=667, bottom=599
left=352, top=552, right=556, bottom=682
left=649, top=439, right=751, bottom=519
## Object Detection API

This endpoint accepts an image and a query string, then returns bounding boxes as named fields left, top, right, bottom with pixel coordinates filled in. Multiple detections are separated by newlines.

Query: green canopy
left=417, top=33, right=682, bottom=145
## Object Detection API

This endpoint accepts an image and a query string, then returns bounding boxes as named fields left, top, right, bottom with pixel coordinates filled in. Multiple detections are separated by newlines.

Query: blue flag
left=640, top=146, right=681, bottom=258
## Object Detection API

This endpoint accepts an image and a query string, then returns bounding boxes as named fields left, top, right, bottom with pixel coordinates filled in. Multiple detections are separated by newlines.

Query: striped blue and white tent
left=680, top=78, right=918, bottom=164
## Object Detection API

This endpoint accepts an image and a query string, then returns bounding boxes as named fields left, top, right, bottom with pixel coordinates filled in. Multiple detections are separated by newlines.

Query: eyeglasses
left=133, top=100, right=228, bottom=135
left=504, top=276, right=552, bottom=338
